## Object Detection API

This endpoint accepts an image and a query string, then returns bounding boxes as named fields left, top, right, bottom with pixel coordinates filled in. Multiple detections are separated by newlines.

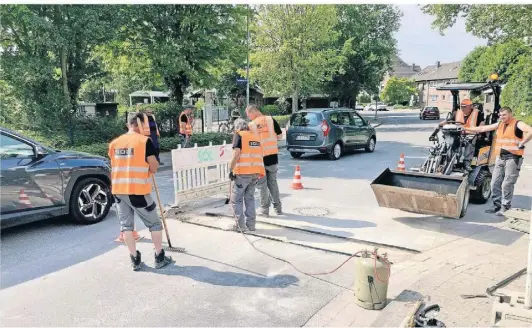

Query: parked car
left=368, top=102, right=388, bottom=111
left=286, top=108, right=377, bottom=160
left=354, top=104, right=364, bottom=111
left=419, top=106, right=440, bottom=120
left=0, top=127, right=112, bottom=229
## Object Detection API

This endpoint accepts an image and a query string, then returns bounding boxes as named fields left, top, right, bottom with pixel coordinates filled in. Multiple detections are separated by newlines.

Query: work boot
left=228, top=223, right=247, bottom=232
left=275, top=208, right=283, bottom=215
left=496, top=206, right=510, bottom=217
left=463, top=161, right=473, bottom=172
left=246, top=224, right=256, bottom=232
left=154, top=249, right=173, bottom=269
left=258, top=210, right=269, bottom=218
left=130, top=250, right=142, bottom=271
left=485, top=206, right=501, bottom=214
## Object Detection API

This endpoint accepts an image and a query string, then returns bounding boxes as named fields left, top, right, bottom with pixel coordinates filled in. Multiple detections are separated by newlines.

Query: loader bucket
left=370, top=168, right=469, bottom=219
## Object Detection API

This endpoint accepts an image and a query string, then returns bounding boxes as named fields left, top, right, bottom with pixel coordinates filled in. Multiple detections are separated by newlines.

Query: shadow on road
left=393, top=215, right=523, bottom=247
left=278, top=213, right=376, bottom=229
left=0, top=213, right=121, bottom=290
left=142, top=264, right=299, bottom=288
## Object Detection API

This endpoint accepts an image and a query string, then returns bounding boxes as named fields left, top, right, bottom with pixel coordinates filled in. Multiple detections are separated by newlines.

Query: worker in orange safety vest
left=108, top=112, right=173, bottom=271
left=178, top=106, right=194, bottom=148
left=228, top=118, right=266, bottom=232
left=465, top=107, right=532, bottom=216
left=246, top=104, right=284, bottom=217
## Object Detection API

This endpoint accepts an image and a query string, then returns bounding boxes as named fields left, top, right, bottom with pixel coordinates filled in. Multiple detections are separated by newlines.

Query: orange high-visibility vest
left=137, top=114, right=160, bottom=137
left=108, top=132, right=151, bottom=195
left=234, top=131, right=266, bottom=177
left=455, top=109, right=479, bottom=128
left=494, top=118, right=524, bottom=157
left=249, top=115, right=279, bottom=156
left=179, top=112, right=193, bottom=135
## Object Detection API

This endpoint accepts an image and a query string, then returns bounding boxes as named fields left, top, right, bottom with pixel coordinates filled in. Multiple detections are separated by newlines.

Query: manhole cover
left=294, top=207, right=332, bottom=217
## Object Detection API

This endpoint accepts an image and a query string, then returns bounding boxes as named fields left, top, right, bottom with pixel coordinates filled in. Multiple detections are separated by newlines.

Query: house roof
left=389, top=55, right=421, bottom=78
left=413, top=61, right=461, bottom=82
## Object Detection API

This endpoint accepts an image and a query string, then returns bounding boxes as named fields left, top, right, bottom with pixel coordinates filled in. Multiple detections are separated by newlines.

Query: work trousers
left=180, top=134, right=191, bottom=148
left=231, top=174, right=259, bottom=229
left=257, top=164, right=282, bottom=214
left=491, top=156, right=523, bottom=209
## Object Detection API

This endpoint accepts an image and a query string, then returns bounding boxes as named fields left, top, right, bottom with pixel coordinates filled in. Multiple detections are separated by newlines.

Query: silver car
left=286, top=108, right=377, bottom=160
left=0, top=127, right=112, bottom=229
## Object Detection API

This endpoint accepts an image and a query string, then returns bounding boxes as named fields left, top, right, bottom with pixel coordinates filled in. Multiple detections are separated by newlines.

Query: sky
left=394, top=5, right=487, bottom=69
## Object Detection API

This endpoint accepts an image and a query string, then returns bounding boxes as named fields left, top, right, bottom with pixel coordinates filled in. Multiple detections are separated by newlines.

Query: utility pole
left=245, top=11, right=250, bottom=109
left=102, top=85, right=106, bottom=102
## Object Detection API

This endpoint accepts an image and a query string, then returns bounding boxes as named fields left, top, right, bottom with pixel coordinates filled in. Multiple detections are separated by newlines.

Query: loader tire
left=470, top=169, right=491, bottom=204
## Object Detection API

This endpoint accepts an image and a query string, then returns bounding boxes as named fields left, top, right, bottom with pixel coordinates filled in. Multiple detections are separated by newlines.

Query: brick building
left=412, top=61, right=470, bottom=111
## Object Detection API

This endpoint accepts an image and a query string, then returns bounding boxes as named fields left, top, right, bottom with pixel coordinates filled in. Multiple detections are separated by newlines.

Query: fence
left=171, top=141, right=233, bottom=206
left=124, top=109, right=205, bottom=136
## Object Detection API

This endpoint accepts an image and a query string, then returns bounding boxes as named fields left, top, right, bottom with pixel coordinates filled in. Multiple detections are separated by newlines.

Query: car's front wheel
left=290, top=152, right=303, bottom=159
left=365, top=137, right=376, bottom=153
left=70, top=177, right=112, bottom=224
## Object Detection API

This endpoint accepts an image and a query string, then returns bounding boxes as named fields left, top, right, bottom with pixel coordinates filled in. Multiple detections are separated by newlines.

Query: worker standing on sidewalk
left=228, top=118, right=266, bottom=232
left=246, top=104, right=284, bottom=216
left=138, top=109, right=163, bottom=164
left=178, top=106, right=194, bottom=148
left=465, top=107, right=532, bottom=215
left=108, top=113, right=173, bottom=271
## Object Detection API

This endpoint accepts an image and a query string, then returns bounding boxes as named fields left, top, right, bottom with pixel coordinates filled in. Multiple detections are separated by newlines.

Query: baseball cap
left=461, top=99, right=473, bottom=106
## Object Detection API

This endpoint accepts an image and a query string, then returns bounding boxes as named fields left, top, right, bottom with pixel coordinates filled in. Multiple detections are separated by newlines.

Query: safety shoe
left=246, top=225, right=256, bottom=232
left=154, top=249, right=173, bottom=269
left=485, top=206, right=501, bottom=214
left=496, top=207, right=510, bottom=217
left=130, top=250, right=142, bottom=271
left=258, top=211, right=269, bottom=218
left=228, top=223, right=248, bottom=232
left=275, top=208, right=283, bottom=215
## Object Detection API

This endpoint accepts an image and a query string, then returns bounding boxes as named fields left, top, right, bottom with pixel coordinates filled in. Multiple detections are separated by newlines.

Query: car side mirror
left=34, top=146, right=48, bottom=158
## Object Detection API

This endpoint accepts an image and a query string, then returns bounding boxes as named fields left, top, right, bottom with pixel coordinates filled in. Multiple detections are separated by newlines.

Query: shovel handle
left=152, top=175, right=172, bottom=248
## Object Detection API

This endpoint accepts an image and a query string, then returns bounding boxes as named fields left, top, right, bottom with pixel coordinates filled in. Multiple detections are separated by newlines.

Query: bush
left=67, top=143, right=109, bottom=157
left=273, top=114, right=291, bottom=128
left=261, top=104, right=282, bottom=116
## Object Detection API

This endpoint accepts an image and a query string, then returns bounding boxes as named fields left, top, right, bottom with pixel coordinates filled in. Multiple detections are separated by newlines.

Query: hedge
left=67, top=132, right=233, bottom=158
left=273, top=115, right=291, bottom=128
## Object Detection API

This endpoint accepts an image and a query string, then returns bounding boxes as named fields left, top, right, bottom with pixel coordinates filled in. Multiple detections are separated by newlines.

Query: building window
left=442, top=95, right=446, bottom=101
left=486, top=94, right=493, bottom=103
left=430, top=95, right=438, bottom=102
left=429, top=81, right=437, bottom=88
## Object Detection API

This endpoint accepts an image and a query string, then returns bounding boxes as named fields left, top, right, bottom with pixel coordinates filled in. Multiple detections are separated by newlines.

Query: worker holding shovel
left=108, top=113, right=174, bottom=271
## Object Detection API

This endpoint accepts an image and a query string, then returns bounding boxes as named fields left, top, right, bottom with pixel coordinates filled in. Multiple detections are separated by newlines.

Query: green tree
left=380, top=77, right=416, bottom=105
left=458, top=39, right=531, bottom=82
left=421, top=5, right=532, bottom=43
left=1, top=5, right=121, bottom=137
left=501, top=55, right=532, bottom=119
left=251, top=5, right=341, bottom=113
left=326, top=5, right=402, bottom=107
left=120, top=5, right=249, bottom=105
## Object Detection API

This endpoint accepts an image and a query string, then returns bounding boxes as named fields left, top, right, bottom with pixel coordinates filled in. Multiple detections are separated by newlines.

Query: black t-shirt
left=145, top=138, right=157, bottom=162
left=232, top=118, right=283, bottom=166
left=450, top=110, right=485, bottom=126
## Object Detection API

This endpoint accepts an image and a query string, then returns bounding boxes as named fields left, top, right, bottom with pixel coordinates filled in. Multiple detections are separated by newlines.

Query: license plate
left=296, top=135, right=311, bottom=141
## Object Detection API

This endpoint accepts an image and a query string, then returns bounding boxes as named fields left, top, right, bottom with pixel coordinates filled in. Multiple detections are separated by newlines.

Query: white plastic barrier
left=171, top=141, right=233, bottom=206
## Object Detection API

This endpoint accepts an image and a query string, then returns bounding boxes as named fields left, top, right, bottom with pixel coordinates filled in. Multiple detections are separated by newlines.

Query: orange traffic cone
left=18, top=189, right=32, bottom=209
left=397, top=153, right=406, bottom=171
left=115, top=230, right=141, bottom=243
left=291, top=165, right=304, bottom=190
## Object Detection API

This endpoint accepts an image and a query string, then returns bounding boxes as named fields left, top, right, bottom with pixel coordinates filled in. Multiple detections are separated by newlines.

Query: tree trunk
left=291, top=88, right=298, bottom=113
left=61, top=47, right=70, bottom=108
left=165, top=73, right=188, bottom=105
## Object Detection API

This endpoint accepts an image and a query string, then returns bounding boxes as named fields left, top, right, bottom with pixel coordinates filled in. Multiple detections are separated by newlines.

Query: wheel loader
left=371, top=75, right=502, bottom=219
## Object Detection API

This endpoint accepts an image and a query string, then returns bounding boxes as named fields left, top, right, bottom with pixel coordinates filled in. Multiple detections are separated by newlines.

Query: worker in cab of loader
left=179, top=106, right=194, bottom=148
left=465, top=107, right=532, bottom=216
left=228, top=118, right=266, bottom=232
left=108, top=113, right=173, bottom=271
left=439, top=98, right=485, bottom=170
left=245, top=104, right=284, bottom=216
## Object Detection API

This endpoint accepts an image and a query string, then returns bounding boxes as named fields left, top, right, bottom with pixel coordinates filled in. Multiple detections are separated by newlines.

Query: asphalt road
left=1, top=110, right=530, bottom=326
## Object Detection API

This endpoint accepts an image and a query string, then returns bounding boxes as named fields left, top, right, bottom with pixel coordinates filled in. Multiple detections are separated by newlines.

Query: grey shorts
left=114, top=194, right=163, bottom=232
